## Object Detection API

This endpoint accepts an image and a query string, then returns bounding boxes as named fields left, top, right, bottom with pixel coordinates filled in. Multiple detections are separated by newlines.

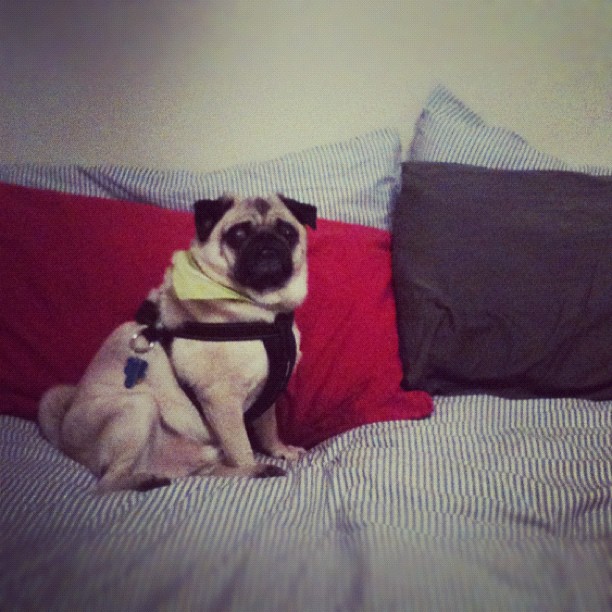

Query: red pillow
left=0, top=182, right=194, bottom=419
left=0, top=182, right=432, bottom=446
left=277, top=222, right=433, bottom=448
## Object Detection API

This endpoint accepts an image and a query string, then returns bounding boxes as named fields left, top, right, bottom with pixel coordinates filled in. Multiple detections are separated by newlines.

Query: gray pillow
left=392, top=161, right=612, bottom=399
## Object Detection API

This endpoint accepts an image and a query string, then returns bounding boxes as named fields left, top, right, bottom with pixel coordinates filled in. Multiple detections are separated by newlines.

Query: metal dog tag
left=129, top=330, right=155, bottom=354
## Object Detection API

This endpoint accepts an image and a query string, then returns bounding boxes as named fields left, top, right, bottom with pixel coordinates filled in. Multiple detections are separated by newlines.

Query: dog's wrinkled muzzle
left=235, top=233, right=293, bottom=292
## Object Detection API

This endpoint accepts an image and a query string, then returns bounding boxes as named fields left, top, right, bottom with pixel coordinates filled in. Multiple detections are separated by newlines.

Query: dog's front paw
left=268, top=443, right=307, bottom=462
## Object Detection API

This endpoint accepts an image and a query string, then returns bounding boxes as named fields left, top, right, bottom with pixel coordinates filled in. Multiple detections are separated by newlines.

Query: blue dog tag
left=124, top=357, right=148, bottom=389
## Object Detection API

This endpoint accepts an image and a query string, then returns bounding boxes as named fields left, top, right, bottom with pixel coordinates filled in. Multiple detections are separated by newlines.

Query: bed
left=1, top=86, right=611, bottom=611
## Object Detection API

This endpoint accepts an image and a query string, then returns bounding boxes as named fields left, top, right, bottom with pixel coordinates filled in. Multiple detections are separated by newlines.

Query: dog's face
left=191, top=194, right=316, bottom=309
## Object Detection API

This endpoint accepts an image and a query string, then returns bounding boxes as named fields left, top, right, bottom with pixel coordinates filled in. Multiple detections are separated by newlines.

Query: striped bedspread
left=1, top=395, right=610, bottom=611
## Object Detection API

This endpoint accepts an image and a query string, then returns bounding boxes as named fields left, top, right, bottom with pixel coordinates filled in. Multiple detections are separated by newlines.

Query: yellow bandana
left=172, top=251, right=250, bottom=301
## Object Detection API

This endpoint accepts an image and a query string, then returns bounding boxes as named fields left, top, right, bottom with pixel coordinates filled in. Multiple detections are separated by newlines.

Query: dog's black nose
left=256, top=245, right=286, bottom=270
left=258, top=245, right=278, bottom=258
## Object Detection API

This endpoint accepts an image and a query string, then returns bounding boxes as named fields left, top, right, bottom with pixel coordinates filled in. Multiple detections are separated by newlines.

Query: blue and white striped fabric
left=1, top=395, right=610, bottom=611
left=409, top=85, right=612, bottom=175
left=0, top=128, right=401, bottom=230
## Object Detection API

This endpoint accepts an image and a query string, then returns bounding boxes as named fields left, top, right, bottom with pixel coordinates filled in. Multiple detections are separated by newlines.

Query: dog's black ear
left=194, top=197, right=234, bottom=242
left=277, top=194, right=317, bottom=230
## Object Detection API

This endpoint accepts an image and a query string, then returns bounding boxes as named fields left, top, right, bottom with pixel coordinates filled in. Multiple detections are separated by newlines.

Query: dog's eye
left=224, top=223, right=252, bottom=249
left=276, top=220, right=299, bottom=247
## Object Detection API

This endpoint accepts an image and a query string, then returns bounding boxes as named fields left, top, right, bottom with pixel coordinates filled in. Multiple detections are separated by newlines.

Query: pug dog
left=39, top=193, right=316, bottom=491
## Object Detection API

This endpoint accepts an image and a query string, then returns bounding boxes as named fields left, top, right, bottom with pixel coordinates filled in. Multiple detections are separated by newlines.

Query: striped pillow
left=0, top=128, right=401, bottom=230
left=409, top=85, right=611, bottom=175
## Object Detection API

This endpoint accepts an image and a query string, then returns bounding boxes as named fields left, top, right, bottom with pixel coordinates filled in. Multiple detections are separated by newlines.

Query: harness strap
left=134, top=300, right=296, bottom=422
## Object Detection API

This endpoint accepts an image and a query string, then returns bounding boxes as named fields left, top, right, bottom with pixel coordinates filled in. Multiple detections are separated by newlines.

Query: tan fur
left=38, top=194, right=309, bottom=491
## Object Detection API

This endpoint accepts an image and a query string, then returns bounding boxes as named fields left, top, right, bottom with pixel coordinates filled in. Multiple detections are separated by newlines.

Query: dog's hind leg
left=94, top=395, right=165, bottom=492
left=95, top=394, right=222, bottom=491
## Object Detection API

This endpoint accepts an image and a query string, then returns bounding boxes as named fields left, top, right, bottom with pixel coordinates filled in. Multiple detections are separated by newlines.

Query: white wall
left=1, top=0, right=610, bottom=171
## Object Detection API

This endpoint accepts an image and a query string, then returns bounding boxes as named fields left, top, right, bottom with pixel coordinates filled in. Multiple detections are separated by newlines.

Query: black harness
left=134, top=300, right=297, bottom=422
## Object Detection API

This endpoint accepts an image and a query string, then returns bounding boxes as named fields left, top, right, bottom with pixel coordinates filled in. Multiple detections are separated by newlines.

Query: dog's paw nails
left=254, top=464, right=286, bottom=478
left=271, top=444, right=306, bottom=461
